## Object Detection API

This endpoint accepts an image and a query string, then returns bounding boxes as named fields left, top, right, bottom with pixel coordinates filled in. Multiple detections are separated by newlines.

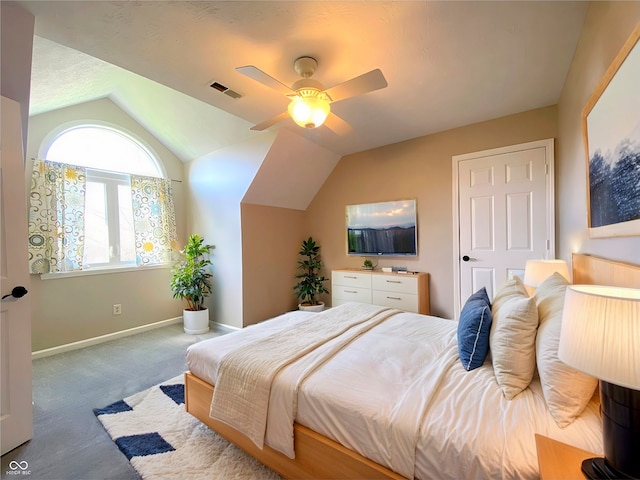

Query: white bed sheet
left=186, top=306, right=603, bottom=480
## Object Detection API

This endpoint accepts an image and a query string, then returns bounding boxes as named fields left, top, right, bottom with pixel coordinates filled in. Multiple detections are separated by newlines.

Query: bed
left=184, top=253, right=640, bottom=480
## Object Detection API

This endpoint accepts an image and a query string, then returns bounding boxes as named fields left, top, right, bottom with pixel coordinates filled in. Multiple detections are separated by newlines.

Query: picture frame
left=582, top=24, right=640, bottom=238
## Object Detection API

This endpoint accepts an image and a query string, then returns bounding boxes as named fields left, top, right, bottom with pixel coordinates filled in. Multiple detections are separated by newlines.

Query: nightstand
left=535, top=434, right=598, bottom=480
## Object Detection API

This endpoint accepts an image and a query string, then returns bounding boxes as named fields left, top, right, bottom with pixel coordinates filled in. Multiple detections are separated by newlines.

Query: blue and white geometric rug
left=94, top=375, right=281, bottom=480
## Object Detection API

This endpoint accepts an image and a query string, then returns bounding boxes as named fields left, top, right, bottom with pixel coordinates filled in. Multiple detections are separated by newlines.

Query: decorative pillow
left=457, top=287, right=492, bottom=371
left=490, top=295, right=539, bottom=399
left=535, top=272, right=598, bottom=427
left=492, top=276, right=529, bottom=314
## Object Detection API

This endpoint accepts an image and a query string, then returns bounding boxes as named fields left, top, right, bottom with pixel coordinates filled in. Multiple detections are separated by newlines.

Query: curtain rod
left=31, top=157, right=183, bottom=183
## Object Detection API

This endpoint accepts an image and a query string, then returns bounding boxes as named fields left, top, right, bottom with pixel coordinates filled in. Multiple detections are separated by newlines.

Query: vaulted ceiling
left=22, top=1, right=589, bottom=162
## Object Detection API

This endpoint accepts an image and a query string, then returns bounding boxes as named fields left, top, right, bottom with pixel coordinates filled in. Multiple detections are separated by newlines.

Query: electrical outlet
left=113, top=304, right=122, bottom=315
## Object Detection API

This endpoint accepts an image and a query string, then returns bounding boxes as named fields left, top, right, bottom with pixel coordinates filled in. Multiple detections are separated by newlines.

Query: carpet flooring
left=1, top=323, right=232, bottom=480
left=94, top=375, right=280, bottom=480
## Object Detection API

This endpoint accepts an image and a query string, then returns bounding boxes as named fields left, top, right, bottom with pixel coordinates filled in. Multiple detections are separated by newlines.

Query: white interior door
left=452, top=139, right=554, bottom=318
left=1, top=96, right=33, bottom=454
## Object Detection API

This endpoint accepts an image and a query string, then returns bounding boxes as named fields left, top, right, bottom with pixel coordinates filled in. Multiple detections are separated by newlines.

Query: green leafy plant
left=170, top=234, right=215, bottom=311
left=294, top=236, right=329, bottom=306
left=363, top=259, right=374, bottom=270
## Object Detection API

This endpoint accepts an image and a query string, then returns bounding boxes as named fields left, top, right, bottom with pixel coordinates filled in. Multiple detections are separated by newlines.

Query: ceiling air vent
left=210, top=81, right=242, bottom=99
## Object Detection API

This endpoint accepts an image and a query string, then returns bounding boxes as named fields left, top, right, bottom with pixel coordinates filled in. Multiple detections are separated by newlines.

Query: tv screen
left=346, top=199, right=417, bottom=256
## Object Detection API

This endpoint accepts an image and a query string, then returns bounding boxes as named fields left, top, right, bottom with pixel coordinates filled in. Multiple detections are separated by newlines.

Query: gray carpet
left=1, top=323, right=230, bottom=480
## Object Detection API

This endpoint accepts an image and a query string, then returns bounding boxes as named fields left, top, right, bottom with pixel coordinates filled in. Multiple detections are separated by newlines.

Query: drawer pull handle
left=387, top=296, right=402, bottom=300
left=386, top=280, right=402, bottom=284
left=345, top=276, right=358, bottom=279
left=345, top=290, right=358, bottom=294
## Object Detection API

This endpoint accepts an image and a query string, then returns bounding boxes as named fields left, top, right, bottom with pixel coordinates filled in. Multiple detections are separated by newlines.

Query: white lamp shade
left=523, top=259, right=570, bottom=287
left=558, top=285, right=640, bottom=390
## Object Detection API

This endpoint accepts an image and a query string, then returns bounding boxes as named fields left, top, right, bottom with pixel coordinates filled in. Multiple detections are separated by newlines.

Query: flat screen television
left=346, top=199, right=417, bottom=256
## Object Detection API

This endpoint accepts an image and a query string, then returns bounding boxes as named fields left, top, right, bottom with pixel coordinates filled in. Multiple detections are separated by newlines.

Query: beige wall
left=557, top=4, right=640, bottom=266
left=305, top=106, right=558, bottom=319
left=26, top=98, right=187, bottom=351
left=240, top=204, right=306, bottom=326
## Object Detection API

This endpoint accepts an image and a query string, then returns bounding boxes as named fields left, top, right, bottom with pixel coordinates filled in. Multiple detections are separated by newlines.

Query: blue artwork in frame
left=583, top=25, right=640, bottom=238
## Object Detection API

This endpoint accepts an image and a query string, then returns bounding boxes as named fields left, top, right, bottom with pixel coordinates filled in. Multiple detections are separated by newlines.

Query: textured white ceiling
left=23, top=1, right=589, bottom=160
left=30, top=37, right=256, bottom=162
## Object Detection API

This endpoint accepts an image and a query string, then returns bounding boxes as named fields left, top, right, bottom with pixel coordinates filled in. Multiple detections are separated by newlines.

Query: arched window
left=45, top=125, right=164, bottom=177
left=29, top=124, right=176, bottom=274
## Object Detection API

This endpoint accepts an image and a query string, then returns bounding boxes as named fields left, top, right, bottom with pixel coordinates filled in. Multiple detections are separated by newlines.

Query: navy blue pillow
left=457, top=287, right=492, bottom=371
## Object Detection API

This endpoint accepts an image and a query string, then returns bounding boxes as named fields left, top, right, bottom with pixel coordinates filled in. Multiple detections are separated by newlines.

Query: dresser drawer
left=332, top=271, right=372, bottom=289
left=331, top=284, right=372, bottom=304
left=372, top=290, right=419, bottom=312
left=331, top=269, right=429, bottom=315
left=372, top=274, right=418, bottom=294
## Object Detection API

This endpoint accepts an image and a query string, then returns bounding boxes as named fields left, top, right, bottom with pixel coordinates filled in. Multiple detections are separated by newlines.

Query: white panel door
left=1, top=96, right=33, bottom=454
left=453, top=139, right=554, bottom=316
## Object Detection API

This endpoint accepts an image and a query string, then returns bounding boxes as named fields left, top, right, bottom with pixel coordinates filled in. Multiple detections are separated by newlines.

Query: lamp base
left=582, top=458, right=637, bottom=480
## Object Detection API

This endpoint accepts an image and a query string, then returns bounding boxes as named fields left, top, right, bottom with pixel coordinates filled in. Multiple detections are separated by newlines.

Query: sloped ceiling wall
left=243, top=128, right=341, bottom=210
left=187, top=131, right=277, bottom=328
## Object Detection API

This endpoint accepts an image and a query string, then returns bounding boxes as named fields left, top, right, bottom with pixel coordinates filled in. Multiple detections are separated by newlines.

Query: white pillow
left=535, top=272, right=598, bottom=427
left=490, top=295, right=539, bottom=399
left=492, top=276, right=529, bottom=312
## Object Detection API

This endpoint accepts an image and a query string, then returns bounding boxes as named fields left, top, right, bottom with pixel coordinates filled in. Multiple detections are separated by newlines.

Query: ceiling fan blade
left=236, top=65, right=294, bottom=96
left=324, top=69, right=388, bottom=103
left=250, top=111, right=290, bottom=131
left=323, top=112, right=353, bottom=136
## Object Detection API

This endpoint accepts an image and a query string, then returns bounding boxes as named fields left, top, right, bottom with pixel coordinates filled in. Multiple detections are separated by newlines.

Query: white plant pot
left=298, top=302, right=325, bottom=313
left=183, top=308, right=210, bottom=334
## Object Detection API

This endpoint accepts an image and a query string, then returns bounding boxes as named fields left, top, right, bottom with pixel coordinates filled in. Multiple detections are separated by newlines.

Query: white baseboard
left=32, top=317, right=183, bottom=360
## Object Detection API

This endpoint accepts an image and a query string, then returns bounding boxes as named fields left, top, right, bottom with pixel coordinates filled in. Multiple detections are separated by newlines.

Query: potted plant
left=294, top=236, right=329, bottom=312
left=170, top=234, right=215, bottom=334
left=362, top=258, right=377, bottom=270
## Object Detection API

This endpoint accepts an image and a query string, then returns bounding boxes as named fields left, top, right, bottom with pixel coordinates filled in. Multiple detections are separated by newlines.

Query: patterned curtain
left=130, top=175, right=178, bottom=265
left=28, top=159, right=86, bottom=274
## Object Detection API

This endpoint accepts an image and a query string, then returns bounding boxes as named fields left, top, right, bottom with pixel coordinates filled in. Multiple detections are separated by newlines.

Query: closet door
left=453, top=139, right=554, bottom=318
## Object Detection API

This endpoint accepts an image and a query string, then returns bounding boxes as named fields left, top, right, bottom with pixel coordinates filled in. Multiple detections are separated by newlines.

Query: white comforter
left=186, top=303, right=603, bottom=480
left=209, top=304, right=401, bottom=452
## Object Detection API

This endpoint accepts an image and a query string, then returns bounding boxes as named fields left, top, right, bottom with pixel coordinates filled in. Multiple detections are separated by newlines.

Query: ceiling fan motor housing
left=290, top=78, right=324, bottom=93
left=293, top=56, right=318, bottom=78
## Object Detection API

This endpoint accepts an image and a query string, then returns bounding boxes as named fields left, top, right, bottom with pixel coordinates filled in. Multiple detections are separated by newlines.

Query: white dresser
left=331, top=269, right=430, bottom=314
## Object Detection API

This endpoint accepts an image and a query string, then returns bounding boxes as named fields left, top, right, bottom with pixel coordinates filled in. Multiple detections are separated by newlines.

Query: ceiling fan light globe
left=288, top=95, right=330, bottom=129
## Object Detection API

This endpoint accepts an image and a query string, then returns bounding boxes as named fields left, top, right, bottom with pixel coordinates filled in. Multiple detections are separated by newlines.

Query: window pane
left=118, top=185, right=136, bottom=263
left=84, top=181, right=109, bottom=264
left=46, top=126, right=162, bottom=177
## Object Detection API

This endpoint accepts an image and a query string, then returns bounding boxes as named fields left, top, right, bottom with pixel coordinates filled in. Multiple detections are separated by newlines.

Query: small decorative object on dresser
left=170, top=233, right=215, bottom=334
left=362, top=258, right=376, bottom=270
left=331, top=269, right=429, bottom=314
left=294, top=237, right=329, bottom=312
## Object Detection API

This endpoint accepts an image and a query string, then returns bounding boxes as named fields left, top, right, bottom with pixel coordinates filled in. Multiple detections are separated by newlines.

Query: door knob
left=2, top=286, right=28, bottom=299
left=462, top=255, right=475, bottom=262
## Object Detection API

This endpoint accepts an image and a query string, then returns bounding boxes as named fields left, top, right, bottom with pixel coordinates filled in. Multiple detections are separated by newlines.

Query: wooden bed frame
left=184, top=253, right=639, bottom=480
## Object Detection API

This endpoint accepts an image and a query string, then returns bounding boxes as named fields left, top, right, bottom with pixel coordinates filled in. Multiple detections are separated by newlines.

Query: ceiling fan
left=236, top=56, right=388, bottom=135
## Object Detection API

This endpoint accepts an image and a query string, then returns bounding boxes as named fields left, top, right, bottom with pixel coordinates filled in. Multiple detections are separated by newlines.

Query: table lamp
left=523, top=259, right=570, bottom=294
left=558, top=285, right=640, bottom=479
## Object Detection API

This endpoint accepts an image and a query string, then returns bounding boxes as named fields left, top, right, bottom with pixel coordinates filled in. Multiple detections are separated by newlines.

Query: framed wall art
left=582, top=23, right=640, bottom=238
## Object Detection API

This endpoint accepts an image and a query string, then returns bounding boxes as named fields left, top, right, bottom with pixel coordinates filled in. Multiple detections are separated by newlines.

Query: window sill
left=39, top=264, right=171, bottom=280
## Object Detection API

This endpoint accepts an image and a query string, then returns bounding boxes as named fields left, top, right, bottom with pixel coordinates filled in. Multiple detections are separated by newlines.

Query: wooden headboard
left=572, top=253, right=640, bottom=288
